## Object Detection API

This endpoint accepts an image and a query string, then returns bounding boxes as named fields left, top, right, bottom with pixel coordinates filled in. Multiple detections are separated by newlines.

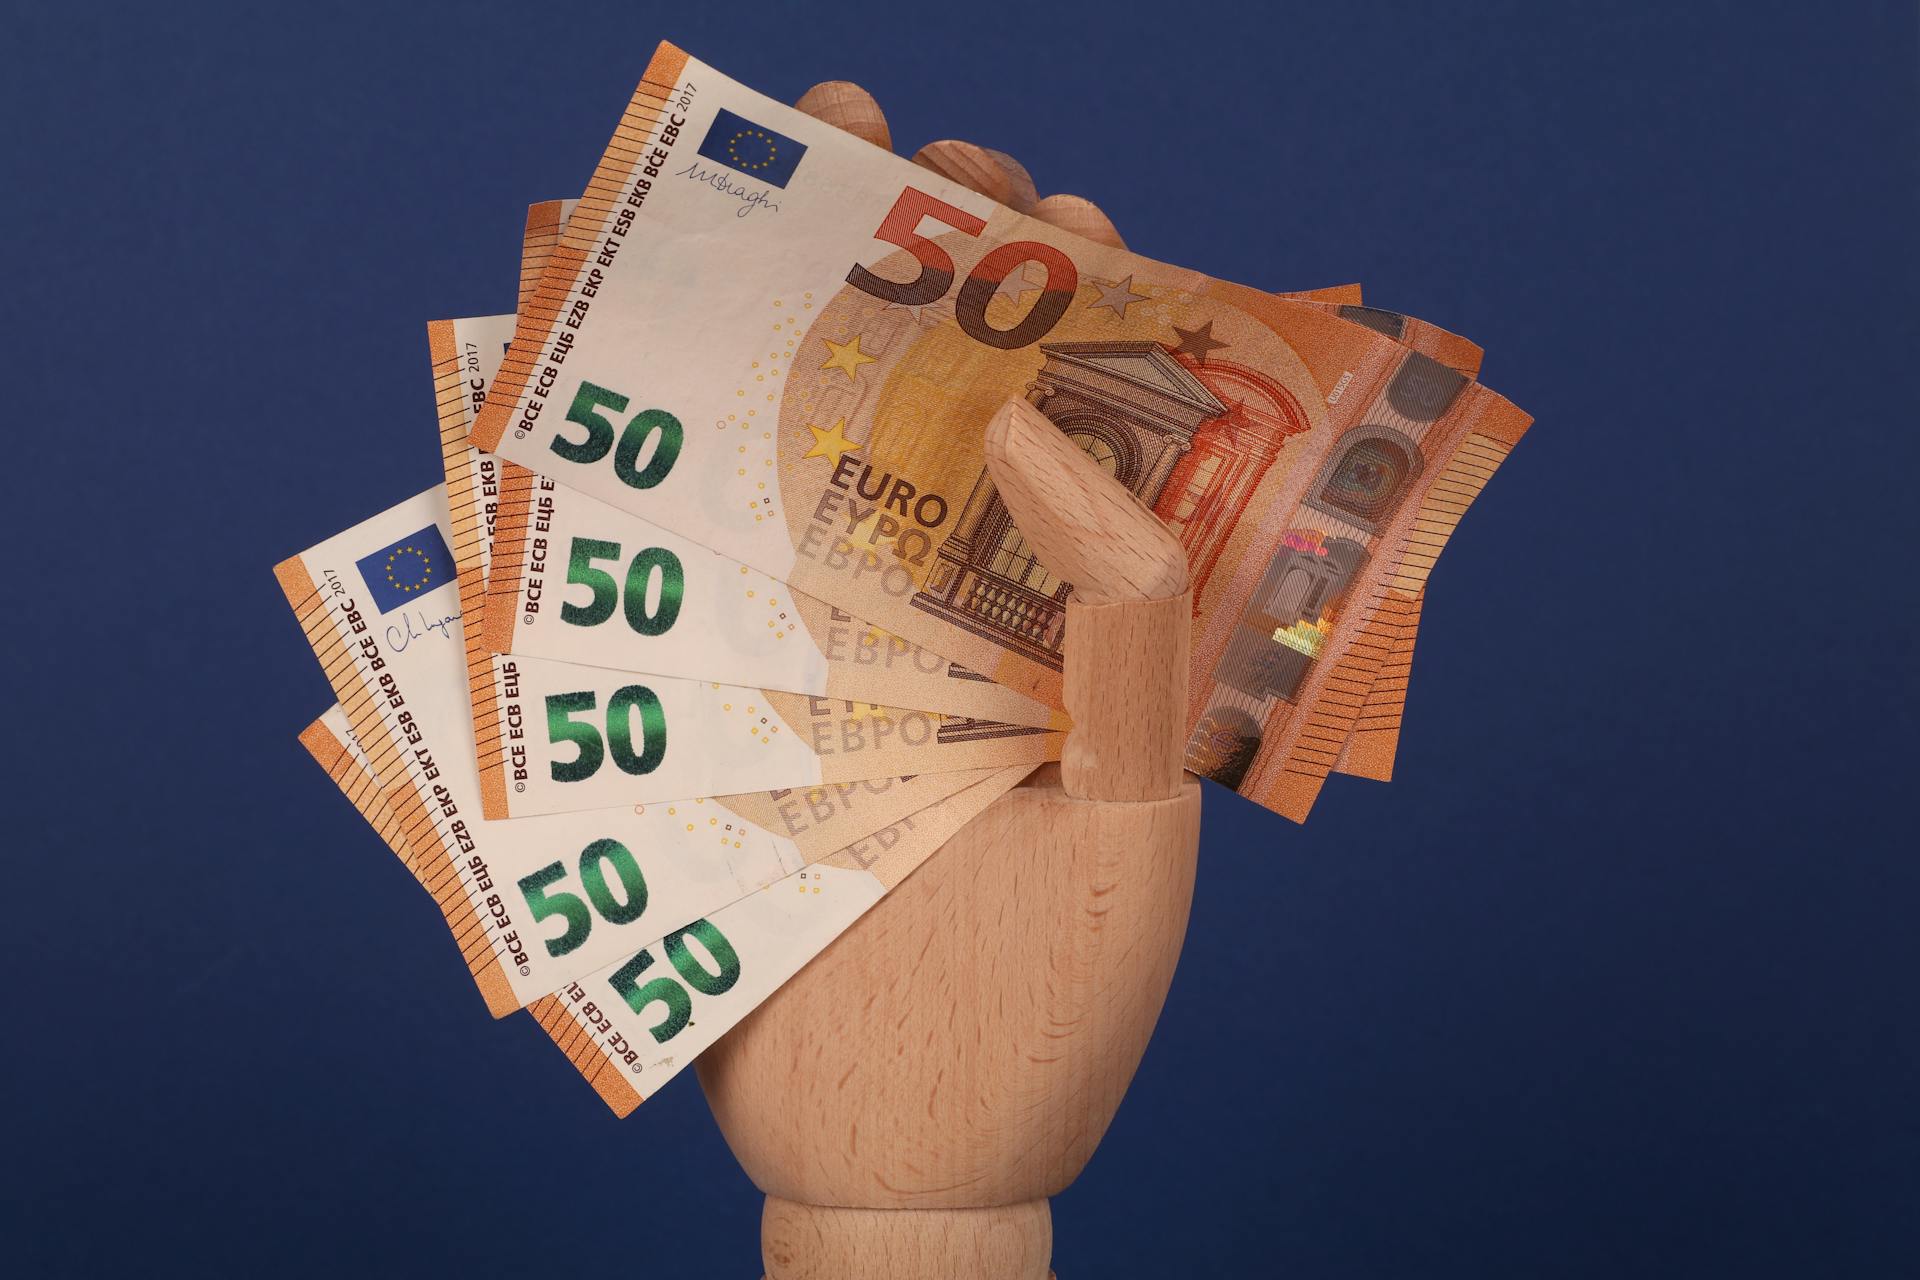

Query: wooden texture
left=1061, top=593, right=1191, bottom=802
left=703, top=90, right=1200, bottom=1280
left=699, top=775, right=1199, bottom=1186
left=979, top=147, right=1039, bottom=212
left=762, top=1179, right=1049, bottom=1277
left=1029, top=194, right=1128, bottom=250
left=913, top=139, right=1017, bottom=208
left=985, top=397, right=1189, bottom=607
left=794, top=81, right=891, bottom=151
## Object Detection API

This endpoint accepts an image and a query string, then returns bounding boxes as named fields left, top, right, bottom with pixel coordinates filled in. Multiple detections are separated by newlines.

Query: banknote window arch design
left=984, top=425, right=1128, bottom=597
left=1212, top=537, right=1369, bottom=704
left=1384, top=352, right=1468, bottom=422
left=1262, top=537, right=1368, bottom=649
left=912, top=340, right=1308, bottom=670
left=1187, top=706, right=1262, bottom=789
left=1150, top=359, right=1313, bottom=601
left=1071, top=429, right=1123, bottom=476
left=1047, top=414, right=1138, bottom=483
left=1304, top=426, right=1424, bottom=533
left=1337, top=304, right=1408, bottom=341
left=1167, top=453, right=1224, bottom=523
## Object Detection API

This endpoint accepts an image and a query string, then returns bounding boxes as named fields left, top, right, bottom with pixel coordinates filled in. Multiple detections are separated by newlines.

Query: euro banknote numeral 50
left=517, top=837, right=650, bottom=958
left=552, top=381, right=685, bottom=489
left=545, top=686, right=668, bottom=782
left=561, top=537, right=686, bottom=636
left=606, top=918, right=743, bottom=1043
left=847, top=186, right=1079, bottom=350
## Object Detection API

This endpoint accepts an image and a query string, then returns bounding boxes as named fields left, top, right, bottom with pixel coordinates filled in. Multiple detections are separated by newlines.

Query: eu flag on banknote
left=356, top=524, right=455, bottom=614
left=696, top=108, right=807, bottom=188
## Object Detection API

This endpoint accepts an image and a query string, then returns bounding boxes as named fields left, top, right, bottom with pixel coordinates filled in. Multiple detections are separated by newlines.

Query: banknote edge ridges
left=470, top=40, right=692, bottom=453
left=273, top=555, right=521, bottom=1016
left=297, top=707, right=645, bottom=1115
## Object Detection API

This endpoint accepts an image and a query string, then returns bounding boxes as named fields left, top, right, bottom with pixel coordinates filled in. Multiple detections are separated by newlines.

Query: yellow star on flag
left=803, top=418, right=864, bottom=467
left=820, top=335, right=877, bottom=381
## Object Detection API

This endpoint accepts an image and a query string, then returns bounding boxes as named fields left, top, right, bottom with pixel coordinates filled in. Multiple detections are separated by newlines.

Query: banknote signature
left=386, top=608, right=461, bottom=652
left=675, top=160, right=781, bottom=219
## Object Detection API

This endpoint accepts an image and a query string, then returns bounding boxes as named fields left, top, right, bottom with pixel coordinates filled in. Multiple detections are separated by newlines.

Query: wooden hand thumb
left=984, top=397, right=1191, bottom=802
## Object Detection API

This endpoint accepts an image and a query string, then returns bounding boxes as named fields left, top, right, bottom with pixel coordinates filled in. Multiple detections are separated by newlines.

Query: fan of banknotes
left=275, top=41, right=1531, bottom=1116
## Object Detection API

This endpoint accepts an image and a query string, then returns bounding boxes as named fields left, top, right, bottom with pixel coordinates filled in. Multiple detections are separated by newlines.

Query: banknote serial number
left=322, top=569, right=523, bottom=970
left=510, top=85, right=691, bottom=443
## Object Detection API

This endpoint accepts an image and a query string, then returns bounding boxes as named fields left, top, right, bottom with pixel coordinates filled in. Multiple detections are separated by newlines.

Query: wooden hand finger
left=795, top=81, right=891, bottom=151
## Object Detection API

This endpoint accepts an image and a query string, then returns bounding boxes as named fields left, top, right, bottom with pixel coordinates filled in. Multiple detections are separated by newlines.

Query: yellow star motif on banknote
left=804, top=417, right=863, bottom=467
left=820, top=335, right=876, bottom=380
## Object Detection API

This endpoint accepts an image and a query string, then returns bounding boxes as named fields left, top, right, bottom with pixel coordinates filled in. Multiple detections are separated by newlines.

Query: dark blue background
left=7, top=2, right=1915, bottom=1274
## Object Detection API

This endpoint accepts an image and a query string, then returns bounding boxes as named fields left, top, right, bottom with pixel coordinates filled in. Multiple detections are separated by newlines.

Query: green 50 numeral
left=517, top=838, right=650, bottom=958
left=551, top=381, right=684, bottom=490
left=546, top=686, right=667, bottom=783
left=560, top=537, right=685, bottom=636
left=607, top=919, right=743, bottom=1044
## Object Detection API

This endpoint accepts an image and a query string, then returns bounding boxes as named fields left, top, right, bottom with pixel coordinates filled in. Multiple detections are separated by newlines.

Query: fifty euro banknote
left=457, top=198, right=1053, bottom=729
left=518, top=197, right=1474, bottom=792
left=1314, top=307, right=1487, bottom=783
left=471, top=43, right=1531, bottom=820
left=274, top=485, right=1029, bottom=1012
left=432, top=310, right=1057, bottom=728
left=299, top=703, right=1026, bottom=1112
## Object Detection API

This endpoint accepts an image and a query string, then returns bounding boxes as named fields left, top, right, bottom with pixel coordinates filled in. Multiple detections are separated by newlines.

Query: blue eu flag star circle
left=696, top=108, right=807, bottom=188
left=356, top=523, right=455, bottom=614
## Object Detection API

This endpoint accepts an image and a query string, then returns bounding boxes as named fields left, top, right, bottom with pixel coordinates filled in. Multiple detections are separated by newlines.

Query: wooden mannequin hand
left=689, top=84, right=1204, bottom=1280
